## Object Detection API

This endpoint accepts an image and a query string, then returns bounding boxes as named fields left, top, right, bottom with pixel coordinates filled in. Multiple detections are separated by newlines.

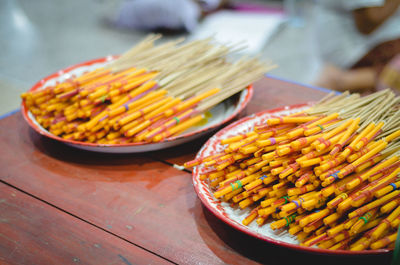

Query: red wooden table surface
left=0, top=76, right=392, bottom=265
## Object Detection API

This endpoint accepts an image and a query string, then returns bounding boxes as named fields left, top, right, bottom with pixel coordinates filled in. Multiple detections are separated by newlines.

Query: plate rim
left=21, top=56, right=254, bottom=151
left=192, top=103, right=391, bottom=256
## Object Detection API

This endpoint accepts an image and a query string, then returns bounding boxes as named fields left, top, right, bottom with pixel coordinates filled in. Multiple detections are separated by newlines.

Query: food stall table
left=0, top=76, right=391, bottom=265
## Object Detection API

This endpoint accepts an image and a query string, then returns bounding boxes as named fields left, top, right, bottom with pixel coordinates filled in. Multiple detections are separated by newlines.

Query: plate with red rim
left=192, top=103, right=391, bottom=255
left=21, top=56, right=253, bottom=153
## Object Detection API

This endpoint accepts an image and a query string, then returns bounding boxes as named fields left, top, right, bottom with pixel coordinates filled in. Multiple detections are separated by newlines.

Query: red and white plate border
left=192, top=103, right=391, bottom=255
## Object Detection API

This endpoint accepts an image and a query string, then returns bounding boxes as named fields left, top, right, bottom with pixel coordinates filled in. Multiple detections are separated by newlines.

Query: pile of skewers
left=21, top=35, right=273, bottom=144
left=185, top=89, right=400, bottom=251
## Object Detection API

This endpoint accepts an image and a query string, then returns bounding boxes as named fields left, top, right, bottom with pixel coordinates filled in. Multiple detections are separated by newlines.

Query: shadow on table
left=29, top=129, right=141, bottom=163
left=27, top=129, right=184, bottom=187
left=198, top=204, right=391, bottom=265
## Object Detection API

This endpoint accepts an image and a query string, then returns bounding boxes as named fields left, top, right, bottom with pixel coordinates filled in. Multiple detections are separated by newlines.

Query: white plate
left=21, top=56, right=253, bottom=153
left=192, top=103, right=391, bottom=255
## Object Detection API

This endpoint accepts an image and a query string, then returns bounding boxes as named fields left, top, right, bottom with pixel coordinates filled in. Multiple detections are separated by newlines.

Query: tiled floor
left=0, top=0, right=320, bottom=116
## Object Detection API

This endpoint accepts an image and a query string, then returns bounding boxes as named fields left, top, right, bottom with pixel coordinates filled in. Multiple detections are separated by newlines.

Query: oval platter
left=21, top=56, right=253, bottom=153
left=192, top=103, right=391, bottom=255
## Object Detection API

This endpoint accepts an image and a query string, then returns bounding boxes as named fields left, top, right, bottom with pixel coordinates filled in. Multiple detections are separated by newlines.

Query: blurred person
left=313, top=0, right=400, bottom=94
left=115, top=0, right=229, bottom=33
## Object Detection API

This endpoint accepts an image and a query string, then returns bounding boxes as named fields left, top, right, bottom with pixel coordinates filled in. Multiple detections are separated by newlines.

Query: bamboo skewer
left=184, top=89, right=400, bottom=251
left=22, top=35, right=274, bottom=144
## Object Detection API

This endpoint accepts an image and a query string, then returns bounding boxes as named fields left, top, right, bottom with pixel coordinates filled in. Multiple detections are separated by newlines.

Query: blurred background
left=0, top=0, right=320, bottom=115
left=2, top=0, right=399, bottom=116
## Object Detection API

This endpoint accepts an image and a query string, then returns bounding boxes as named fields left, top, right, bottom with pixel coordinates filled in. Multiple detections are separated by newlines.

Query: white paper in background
left=189, top=10, right=286, bottom=54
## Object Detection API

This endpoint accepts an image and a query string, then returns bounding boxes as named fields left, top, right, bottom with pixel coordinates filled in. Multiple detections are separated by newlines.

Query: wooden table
left=0, top=76, right=392, bottom=265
